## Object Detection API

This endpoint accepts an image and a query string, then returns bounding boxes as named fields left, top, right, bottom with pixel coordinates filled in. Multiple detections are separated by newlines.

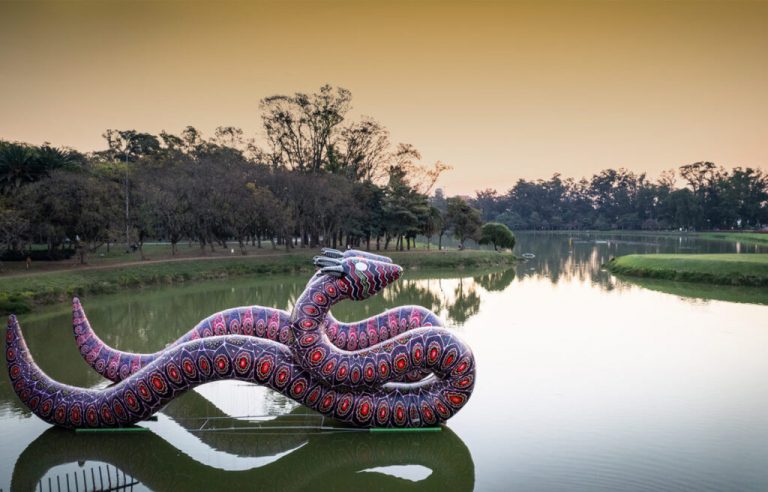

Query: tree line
left=470, top=163, right=767, bottom=231
left=3, top=84, right=762, bottom=264
left=0, top=85, right=500, bottom=263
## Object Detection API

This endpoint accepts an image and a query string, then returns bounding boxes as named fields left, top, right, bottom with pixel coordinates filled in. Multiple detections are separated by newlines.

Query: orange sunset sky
left=1, top=0, right=766, bottom=195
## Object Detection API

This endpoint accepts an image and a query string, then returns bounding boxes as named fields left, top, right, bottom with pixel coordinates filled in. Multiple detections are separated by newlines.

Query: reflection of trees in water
left=335, top=271, right=494, bottom=326
left=513, top=234, right=603, bottom=285
left=13, top=390, right=475, bottom=491
left=473, top=268, right=516, bottom=292
left=95, top=278, right=306, bottom=351
left=379, top=279, right=444, bottom=315
left=511, top=231, right=760, bottom=293
left=447, top=279, right=481, bottom=325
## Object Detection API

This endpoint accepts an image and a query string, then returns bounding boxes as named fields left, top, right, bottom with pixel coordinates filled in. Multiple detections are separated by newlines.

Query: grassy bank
left=0, top=249, right=515, bottom=314
left=696, top=232, right=768, bottom=246
left=606, top=253, right=768, bottom=287
left=510, top=229, right=768, bottom=246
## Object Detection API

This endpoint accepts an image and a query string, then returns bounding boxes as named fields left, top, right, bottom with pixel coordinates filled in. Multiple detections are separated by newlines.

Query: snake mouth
left=321, top=248, right=393, bottom=264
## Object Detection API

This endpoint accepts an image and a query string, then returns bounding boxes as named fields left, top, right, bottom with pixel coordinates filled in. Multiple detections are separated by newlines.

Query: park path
left=0, top=251, right=309, bottom=279
left=1, top=248, right=451, bottom=280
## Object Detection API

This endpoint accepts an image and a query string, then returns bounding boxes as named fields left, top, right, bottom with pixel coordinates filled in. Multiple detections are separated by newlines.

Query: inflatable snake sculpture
left=74, top=249, right=438, bottom=385
left=6, top=250, right=476, bottom=428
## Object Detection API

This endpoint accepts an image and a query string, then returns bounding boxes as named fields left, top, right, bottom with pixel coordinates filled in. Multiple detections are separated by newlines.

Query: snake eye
left=355, top=262, right=367, bottom=271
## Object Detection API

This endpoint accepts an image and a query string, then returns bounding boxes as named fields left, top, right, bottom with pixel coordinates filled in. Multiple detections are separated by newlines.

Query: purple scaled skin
left=6, top=256, right=476, bottom=428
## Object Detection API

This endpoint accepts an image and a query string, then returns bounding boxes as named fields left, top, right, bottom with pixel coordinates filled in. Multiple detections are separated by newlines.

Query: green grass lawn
left=0, top=249, right=515, bottom=314
left=697, top=232, right=768, bottom=246
left=606, top=253, right=768, bottom=287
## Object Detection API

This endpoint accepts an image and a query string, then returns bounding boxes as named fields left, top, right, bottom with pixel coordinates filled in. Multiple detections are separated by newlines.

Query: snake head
left=313, top=255, right=402, bottom=300
left=321, top=248, right=393, bottom=264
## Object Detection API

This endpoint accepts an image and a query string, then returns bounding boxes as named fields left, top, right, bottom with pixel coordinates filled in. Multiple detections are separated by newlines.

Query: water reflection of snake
left=7, top=250, right=476, bottom=428
left=13, top=388, right=475, bottom=490
left=12, top=419, right=475, bottom=491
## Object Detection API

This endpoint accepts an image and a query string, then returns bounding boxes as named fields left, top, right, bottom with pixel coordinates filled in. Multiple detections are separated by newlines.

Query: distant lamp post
left=124, top=148, right=130, bottom=253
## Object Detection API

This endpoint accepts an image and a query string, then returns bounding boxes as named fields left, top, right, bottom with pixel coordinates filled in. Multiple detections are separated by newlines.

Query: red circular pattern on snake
left=258, top=357, right=273, bottom=378
left=290, top=379, right=306, bottom=398
left=113, top=401, right=127, bottom=421
left=236, top=354, right=251, bottom=372
left=182, top=359, right=197, bottom=377
left=350, top=366, right=361, bottom=384
left=86, top=406, right=98, bottom=426
left=447, top=393, right=465, bottom=407
left=377, top=402, right=390, bottom=423
left=55, top=405, right=66, bottom=423
left=378, top=361, right=390, bottom=378
left=40, top=400, right=52, bottom=416
left=300, top=334, right=317, bottom=346
left=100, top=404, right=114, bottom=424
left=412, top=345, right=423, bottom=363
left=454, top=359, right=469, bottom=375
left=28, top=396, right=40, bottom=411
left=301, top=305, right=319, bottom=316
left=150, top=373, right=167, bottom=393
left=364, top=364, right=375, bottom=381
left=442, top=348, right=458, bottom=369
left=309, top=348, right=325, bottom=364
left=394, top=404, right=406, bottom=424
left=320, top=393, right=335, bottom=411
left=394, top=354, right=408, bottom=372
left=307, top=387, right=321, bottom=404
left=337, top=394, right=353, bottom=415
left=125, top=391, right=140, bottom=412
left=137, top=381, right=151, bottom=401
left=214, top=355, right=229, bottom=374
left=322, top=359, right=337, bottom=375
left=166, top=363, right=182, bottom=384
left=275, top=367, right=289, bottom=386
left=69, top=404, right=82, bottom=425
left=336, top=363, right=348, bottom=379
left=198, top=356, right=211, bottom=375
left=455, top=376, right=473, bottom=388
left=428, top=345, right=440, bottom=364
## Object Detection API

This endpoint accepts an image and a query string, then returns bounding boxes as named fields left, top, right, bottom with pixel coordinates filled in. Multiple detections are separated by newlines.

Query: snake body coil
left=6, top=251, right=475, bottom=428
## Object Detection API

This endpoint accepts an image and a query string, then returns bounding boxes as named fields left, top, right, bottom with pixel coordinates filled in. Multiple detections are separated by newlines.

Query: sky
left=1, top=0, right=766, bottom=195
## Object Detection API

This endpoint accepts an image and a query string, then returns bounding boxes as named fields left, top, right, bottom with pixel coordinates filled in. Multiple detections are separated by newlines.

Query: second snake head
left=313, top=255, right=402, bottom=300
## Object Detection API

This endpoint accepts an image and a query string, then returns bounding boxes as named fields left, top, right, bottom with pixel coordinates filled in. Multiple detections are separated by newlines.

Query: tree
left=335, top=117, right=391, bottom=182
left=19, top=170, right=120, bottom=263
left=0, top=142, right=78, bottom=193
left=0, top=205, right=29, bottom=253
left=260, top=85, right=352, bottom=172
left=446, top=197, right=482, bottom=248
left=479, top=222, right=516, bottom=251
left=421, top=206, right=443, bottom=250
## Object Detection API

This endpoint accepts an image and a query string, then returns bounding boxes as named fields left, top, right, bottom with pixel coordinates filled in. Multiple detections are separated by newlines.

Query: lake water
left=2, top=232, right=767, bottom=491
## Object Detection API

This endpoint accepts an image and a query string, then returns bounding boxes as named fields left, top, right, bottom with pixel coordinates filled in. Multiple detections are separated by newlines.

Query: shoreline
left=606, top=253, right=768, bottom=287
left=0, top=249, right=516, bottom=315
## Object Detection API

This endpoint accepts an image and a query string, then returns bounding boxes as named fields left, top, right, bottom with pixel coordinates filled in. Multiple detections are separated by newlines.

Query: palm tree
left=0, top=142, right=41, bottom=192
left=0, top=142, right=78, bottom=193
